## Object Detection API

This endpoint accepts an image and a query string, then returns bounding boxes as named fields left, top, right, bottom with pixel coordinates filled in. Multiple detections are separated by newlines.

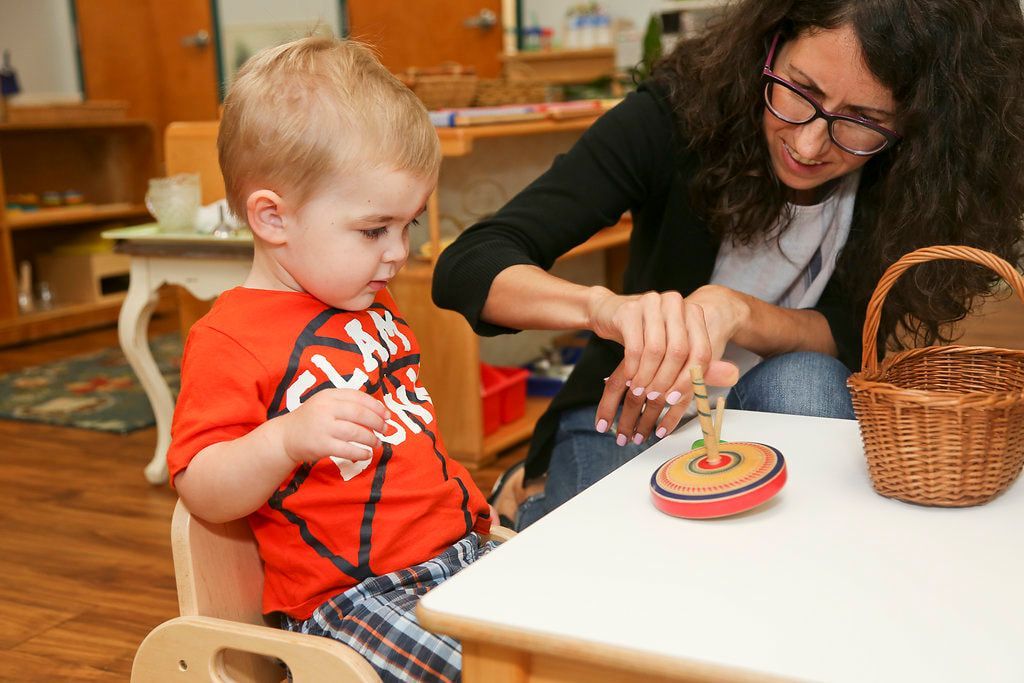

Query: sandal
left=487, top=460, right=525, bottom=528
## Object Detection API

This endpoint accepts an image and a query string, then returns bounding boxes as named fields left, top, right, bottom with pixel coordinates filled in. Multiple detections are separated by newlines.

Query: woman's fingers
left=705, top=359, right=740, bottom=387
left=625, top=292, right=670, bottom=399
left=632, top=393, right=667, bottom=442
left=652, top=399, right=692, bottom=439
left=615, top=385, right=647, bottom=445
left=637, top=302, right=711, bottom=439
left=595, top=363, right=629, bottom=435
left=593, top=290, right=742, bottom=446
left=640, top=293, right=690, bottom=405
left=616, top=299, right=646, bottom=383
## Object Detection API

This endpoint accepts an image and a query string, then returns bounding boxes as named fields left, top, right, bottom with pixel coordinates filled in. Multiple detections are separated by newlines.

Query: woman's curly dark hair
left=652, top=0, right=1024, bottom=351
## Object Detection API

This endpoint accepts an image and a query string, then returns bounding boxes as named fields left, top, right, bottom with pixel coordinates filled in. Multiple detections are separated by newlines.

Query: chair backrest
left=171, top=498, right=273, bottom=628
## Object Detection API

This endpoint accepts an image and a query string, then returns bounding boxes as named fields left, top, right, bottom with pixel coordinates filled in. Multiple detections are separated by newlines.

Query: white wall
left=217, top=0, right=341, bottom=30
left=522, top=0, right=664, bottom=45
left=0, top=0, right=81, bottom=101
left=216, top=0, right=342, bottom=84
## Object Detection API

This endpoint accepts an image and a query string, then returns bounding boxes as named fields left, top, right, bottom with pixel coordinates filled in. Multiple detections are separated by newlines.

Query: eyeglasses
left=762, top=32, right=900, bottom=156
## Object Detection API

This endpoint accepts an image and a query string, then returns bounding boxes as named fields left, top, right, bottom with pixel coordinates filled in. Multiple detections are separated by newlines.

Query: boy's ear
left=246, top=189, right=288, bottom=245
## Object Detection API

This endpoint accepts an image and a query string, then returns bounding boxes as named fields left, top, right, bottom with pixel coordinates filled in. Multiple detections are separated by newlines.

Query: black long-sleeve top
left=432, top=83, right=862, bottom=479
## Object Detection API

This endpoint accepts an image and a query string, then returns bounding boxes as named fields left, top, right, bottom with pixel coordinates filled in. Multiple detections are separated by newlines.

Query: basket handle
left=860, top=245, right=1024, bottom=371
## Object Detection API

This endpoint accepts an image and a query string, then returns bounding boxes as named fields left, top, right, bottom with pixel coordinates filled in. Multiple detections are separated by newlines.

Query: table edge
left=416, top=602, right=793, bottom=683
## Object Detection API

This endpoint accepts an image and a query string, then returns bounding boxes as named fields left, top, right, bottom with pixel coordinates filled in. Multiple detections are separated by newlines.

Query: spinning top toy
left=649, top=367, right=787, bottom=519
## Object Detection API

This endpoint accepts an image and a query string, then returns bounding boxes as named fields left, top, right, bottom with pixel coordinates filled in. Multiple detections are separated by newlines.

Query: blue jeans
left=515, top=351, right=854, bottom=529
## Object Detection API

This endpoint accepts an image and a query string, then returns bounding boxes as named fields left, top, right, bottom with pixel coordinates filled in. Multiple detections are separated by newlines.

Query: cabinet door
left=348, top=0, right=503, bottom=77
left=75, top=0, right=220, bottom=150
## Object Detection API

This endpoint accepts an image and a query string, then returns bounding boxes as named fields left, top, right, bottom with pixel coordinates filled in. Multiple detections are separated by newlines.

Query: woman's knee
left=729, top=351, right=854, bottom=419
left=547, top=407, right=644, bottom=498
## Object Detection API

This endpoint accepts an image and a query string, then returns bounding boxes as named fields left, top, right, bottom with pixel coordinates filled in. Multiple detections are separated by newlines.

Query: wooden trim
left=437, top=116, right=602, bottom=157
left=0, top=118, right=154, bottom=132
left=7, top=203, right=150, bottom=230
left=417, top=604, right=786, bottom=683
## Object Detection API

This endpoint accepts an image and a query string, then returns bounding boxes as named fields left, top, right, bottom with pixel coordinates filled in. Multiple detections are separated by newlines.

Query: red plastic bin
left=480, top=363, right=529, bottom=435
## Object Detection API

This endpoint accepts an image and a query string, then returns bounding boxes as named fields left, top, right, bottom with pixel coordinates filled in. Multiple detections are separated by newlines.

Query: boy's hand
left=277, top=389, right=390, bottom=464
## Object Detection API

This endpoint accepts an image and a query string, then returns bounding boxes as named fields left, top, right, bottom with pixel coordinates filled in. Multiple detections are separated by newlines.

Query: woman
left=433, top=0, right=1024, bottom=529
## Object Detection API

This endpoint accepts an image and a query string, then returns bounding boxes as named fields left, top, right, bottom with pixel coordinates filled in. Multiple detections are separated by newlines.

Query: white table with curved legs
left=103, top=225, right=253, bottom=484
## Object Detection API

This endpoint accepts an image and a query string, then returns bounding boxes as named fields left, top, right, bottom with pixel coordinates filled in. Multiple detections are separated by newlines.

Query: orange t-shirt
left=167, top=287, right=491, bottom=619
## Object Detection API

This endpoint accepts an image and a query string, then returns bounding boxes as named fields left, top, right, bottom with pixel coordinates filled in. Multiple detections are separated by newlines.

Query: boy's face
left=281, top=167, right=435, bottom=311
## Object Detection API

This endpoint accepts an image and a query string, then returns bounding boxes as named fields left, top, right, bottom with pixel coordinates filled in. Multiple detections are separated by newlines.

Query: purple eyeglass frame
left=762, top=32, right=901, bottom=156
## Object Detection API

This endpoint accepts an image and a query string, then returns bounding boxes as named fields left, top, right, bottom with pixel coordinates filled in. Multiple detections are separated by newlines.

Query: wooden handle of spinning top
left=689, top=366, right=721, bottom=465
left=714, top=396, right=725, bottom=442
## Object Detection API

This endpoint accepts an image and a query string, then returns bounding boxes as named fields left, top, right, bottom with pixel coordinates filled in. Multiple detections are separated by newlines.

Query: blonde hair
left=218, top=36, right=440, bottom=220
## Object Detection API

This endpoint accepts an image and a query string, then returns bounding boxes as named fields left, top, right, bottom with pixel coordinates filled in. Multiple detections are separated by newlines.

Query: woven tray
left=402, top=65, right=477, bottom=111
left=475, top=79, right=556, bottom=107
left=848, top=246, right=1024, bottom=506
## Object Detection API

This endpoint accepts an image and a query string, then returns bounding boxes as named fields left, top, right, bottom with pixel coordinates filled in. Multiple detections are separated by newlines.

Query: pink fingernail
left=596, top=419, right=608, bottom=433
left=616, top=434, right=628, bottom=447
left=625, top=380, right=631, bottom=388
left=646, top=391, right=660, bottom=401
left=632, top=386, right=644, bottom=397
left=666, top=391, right=682, bottom=405
left=656, top=427, right=668, bottom=439
left=632, top=433, right=644, bottom=445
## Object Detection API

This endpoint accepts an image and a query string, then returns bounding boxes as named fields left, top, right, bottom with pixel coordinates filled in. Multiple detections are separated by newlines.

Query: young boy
left=167, top=36, right=494, bottom=683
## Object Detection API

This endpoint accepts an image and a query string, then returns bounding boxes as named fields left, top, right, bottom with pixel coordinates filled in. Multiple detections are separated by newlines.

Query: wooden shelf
left=438, top=114, right=606, bottom=157
left=563, top=218, right=631, bottom=259
left=0, top=119, right=150, bottom=133
left=501, top=47, right=616, bottom=86
left=481, top=396, right=552, bottom=461
left=7, top=203, right=150, bottom=230
left=0, top=297, right=125, bottom=346
left=0, top=119, right=155, bottom=334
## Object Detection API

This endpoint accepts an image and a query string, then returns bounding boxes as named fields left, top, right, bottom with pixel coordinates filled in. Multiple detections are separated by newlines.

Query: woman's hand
left=587, top=285, right=747, bottom=444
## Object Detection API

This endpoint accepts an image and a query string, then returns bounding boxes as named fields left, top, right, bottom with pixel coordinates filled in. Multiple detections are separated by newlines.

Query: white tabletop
left=420, top=410, right=1024, bottom=682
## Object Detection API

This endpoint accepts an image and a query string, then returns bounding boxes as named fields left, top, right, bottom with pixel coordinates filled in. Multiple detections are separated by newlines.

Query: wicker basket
left=475, top=78, right=556, bottom=107
left=847, top=246, right=1024, bottom=507
left=402, top=65, right=477, bottom=111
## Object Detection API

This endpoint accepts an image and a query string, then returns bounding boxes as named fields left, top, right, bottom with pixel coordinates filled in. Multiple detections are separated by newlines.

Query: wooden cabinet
left=0, top=121, right=156, bottom=345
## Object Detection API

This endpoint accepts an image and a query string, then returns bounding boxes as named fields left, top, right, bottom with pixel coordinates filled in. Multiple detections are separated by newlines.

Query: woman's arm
left=718, top=286, right=838, bottom=358
left=433, top=86, right=674, bottom=335
left=481, top=265, right=612, bottom=332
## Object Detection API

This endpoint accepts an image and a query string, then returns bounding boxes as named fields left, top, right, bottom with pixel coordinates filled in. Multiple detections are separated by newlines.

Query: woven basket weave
left=402, top=65, right=477, bottom=111
left=848, top=246, right=1024, bottom=507
left=475, top=78, right=555, bottom=106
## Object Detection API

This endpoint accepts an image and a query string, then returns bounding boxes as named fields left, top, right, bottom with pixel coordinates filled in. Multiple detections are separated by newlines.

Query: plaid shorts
left=281, top=532, right=500, bottom=683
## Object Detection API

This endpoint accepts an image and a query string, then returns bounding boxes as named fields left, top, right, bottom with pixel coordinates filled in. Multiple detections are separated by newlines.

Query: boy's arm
left=174, top=417, right=297, bottom=523
left=175, top=388, right=389, bottom=523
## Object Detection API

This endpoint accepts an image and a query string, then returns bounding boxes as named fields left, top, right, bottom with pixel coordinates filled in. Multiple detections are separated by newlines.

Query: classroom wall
left=519, top=0, right=674, bottom=46
left=0, top=0, right=81, bottom=101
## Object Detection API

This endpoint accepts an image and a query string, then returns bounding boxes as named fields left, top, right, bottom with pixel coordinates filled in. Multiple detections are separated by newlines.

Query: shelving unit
left=0, top=120, right=156, bottom=346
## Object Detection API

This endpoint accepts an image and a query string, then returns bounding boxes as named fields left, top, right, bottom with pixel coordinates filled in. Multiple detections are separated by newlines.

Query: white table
left=418, top=410, right=1024, bottom=682
left=103, top=225, right=252, bottom=484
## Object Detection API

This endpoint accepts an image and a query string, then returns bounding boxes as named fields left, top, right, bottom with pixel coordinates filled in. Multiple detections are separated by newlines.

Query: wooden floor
left=0, top=313, right=519, bottom=681
left=0, top=293, right=1019, bottom=681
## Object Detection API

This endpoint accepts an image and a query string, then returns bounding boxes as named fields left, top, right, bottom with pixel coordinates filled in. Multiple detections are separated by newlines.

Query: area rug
left=0, top=334, right=182, bottom=433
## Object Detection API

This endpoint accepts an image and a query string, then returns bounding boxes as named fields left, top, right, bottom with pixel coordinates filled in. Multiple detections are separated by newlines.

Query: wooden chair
left=131, top=499, right=515, bottom=682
